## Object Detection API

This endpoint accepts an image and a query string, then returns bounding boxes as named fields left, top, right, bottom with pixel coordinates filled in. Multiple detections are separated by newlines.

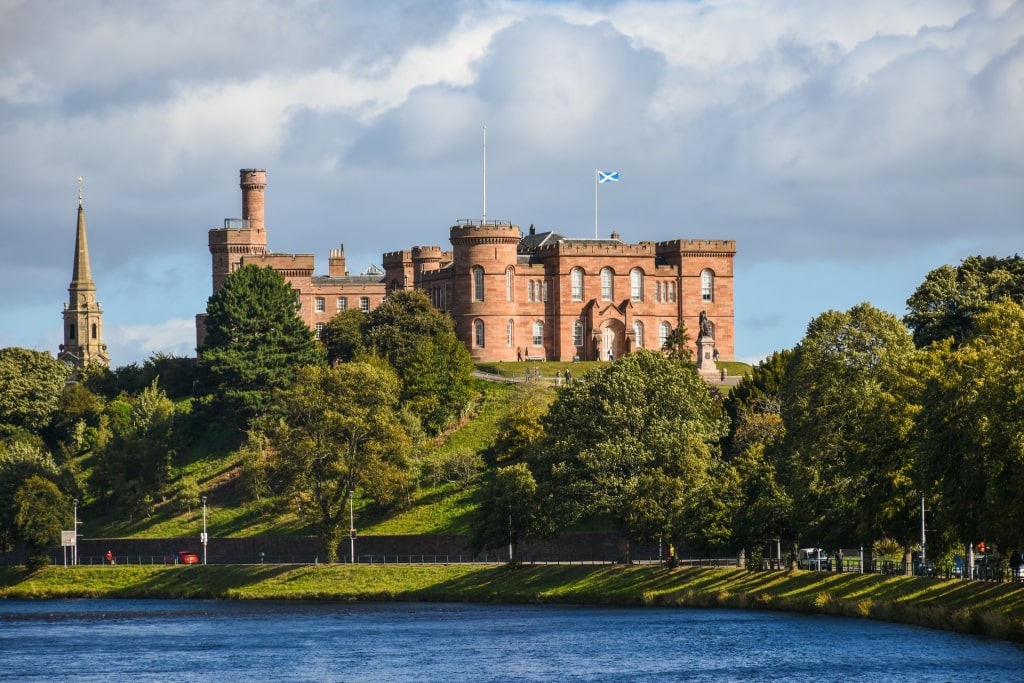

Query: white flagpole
left=482, top=126, right=487, bottom=225
left=594, top=168, right=599, bottom=238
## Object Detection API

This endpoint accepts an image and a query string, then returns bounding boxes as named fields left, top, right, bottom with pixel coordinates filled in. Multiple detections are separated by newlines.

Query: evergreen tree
left=199, top=265, right=325, bottom=426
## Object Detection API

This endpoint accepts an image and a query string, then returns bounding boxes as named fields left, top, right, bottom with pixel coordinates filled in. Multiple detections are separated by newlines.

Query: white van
left=796, top=547, right=831, bottom=571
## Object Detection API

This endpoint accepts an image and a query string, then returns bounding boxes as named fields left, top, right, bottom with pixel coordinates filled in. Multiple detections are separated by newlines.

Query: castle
left=200, top=169, right=735, bottom=364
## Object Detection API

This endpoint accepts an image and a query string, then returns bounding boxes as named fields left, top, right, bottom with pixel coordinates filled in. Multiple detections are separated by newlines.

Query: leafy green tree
left=267, top=361, right=412, bottom=562
left=904, top=255, right=1024, bottom=348
left=722, top=350, right=790, bottom=457
left=199, top=265, right=325, bottom=426
left=492, top=381, right=552, bottom=463
left=364, top=290, right=474, bottom=433
left=915, top=301, right=1024, bottom=556
left=661, top=324, right=692, bottom=360
left=0, top=442, right=61, bottom=554
left=15, top=475, right=67, bottom=569
left=89, top=381, right=176, bottom=517
left=471, top=462, right=550, bottom=561
left=780, top=303, right=920, bottom=551
left=529, top=350, right=728, bottom=561
left=320, top=309, right=366, bottom=364
left=0, top=348, right=71, bottom=432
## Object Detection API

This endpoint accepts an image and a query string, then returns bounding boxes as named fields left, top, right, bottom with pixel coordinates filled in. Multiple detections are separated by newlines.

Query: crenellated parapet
left=656, top=239, right=736, bottom=256
left=449, top=219, right=521, bottom=245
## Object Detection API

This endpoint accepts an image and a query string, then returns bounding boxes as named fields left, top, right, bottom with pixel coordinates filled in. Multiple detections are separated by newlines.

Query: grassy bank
left=3, top=564, right=1023, bottom=643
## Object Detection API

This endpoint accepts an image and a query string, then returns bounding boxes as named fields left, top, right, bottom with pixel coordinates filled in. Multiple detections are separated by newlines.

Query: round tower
left=449, top=220, right=521, bottom=361
left=240, top=168, right=267, bottom=233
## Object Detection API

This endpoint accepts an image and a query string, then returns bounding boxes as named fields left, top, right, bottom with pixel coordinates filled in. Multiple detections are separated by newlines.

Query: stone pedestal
left=697, top=337, right=718, bottom=378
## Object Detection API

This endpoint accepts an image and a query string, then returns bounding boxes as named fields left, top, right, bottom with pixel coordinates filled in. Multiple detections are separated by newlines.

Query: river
left=1, top=600, right=1021, bottom=681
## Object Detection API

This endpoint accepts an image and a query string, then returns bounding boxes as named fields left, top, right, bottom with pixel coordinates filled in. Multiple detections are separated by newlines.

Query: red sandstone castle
left=201, top=169, right=735, bottom=363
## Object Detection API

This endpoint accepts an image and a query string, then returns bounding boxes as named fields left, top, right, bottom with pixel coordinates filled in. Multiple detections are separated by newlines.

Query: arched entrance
left=600, top=320, right=625, bottom=361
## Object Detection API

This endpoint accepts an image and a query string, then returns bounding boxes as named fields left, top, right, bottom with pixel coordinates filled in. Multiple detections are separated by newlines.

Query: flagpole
left=594, top=168, right=599, bottom=238
left=482, top=126, right=487, bottom=225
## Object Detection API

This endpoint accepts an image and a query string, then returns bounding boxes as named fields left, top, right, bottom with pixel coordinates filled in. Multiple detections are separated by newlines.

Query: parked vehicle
left=796, top=548, right=831, bottom=571
left=165, top=550, right=200, bottom=565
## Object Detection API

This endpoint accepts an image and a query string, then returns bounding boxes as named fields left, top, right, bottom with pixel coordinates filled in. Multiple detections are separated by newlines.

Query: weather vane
left=77, top=175, right=84, bottom=206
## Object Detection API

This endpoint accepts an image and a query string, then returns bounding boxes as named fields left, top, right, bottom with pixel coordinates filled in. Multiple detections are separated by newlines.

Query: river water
left=1, top=600, right=1022, bottom=682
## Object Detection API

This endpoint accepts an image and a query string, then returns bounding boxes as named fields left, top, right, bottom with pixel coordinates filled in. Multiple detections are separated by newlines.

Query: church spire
left=59, top=176, right=109, bottom=369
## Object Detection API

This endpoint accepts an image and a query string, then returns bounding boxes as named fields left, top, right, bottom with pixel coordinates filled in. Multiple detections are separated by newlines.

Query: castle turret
left=59, top=178, right=109, bottom=369
left=207, top=168, right=269, bottom=293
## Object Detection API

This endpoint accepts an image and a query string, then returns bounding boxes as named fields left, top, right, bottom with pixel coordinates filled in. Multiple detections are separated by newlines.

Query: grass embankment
left=3, top=564, right=1023, bottom=643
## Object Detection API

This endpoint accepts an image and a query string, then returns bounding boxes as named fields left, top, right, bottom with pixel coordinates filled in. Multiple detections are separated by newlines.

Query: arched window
left=532, top=321, right=544, bottom=347
left=506, top=320, right=514, bottom=347
left=473, top=266, right=485, bottom=301
left=474, top=319, right=485, bottom=348
left=601, top=268, right=614, bottom=301
left=630, top=268, right=643, bottom=301
left=701, top=270, right=714, bottom=302
left=506, top=267, right=514, bottom=301
left=541, top=280, right=549, bottom=302
left=572, top=320, right=583, bottom=347
left=633, top=321, right=644, bottom=349
left=571, top=267, right=584, bottom=301
left=659, top=322, right=671, bottom=350
left=527, top=280, right=535, bottom=302
left=668, top=282, right=676, bottom=303
left=91, top=323, right=98, bottom=339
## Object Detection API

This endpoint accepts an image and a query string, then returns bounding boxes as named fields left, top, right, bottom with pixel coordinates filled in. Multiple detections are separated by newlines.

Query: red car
left=166, top=550, right=200, bottom=565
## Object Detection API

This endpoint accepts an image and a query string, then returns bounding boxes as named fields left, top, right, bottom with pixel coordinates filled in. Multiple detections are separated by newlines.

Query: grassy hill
left=82, top=361, right=750, bottom=540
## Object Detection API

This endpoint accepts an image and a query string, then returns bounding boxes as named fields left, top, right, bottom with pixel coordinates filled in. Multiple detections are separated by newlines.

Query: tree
left=0, top=348, right=71, bottom=432
left=199, top=265, right=325, bottom=426
left=660, top=324, right=692, bottom=360
left=15, top=475, right=67, bottom=569
left=780, top=303, right=920, bottom=551
left=529, top=350, right=728, bottom=561
left=904, top=255, right=1024, bottom=348
left=267, top=361, right=412, bottom=562
left=471, top=462, right=551, bottom=562
left=491, top=381, right=552, bottom=464
left=320, top=309, right=366, bottom=364
left=0, top=441, right=61, bottom=554
left=363, top=290, right=474, bottom=433
left=722, top=350, right=790, bottom=457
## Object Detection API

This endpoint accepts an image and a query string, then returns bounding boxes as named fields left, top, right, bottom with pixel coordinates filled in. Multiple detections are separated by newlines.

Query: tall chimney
left=240, top=168, right=266, bottom=233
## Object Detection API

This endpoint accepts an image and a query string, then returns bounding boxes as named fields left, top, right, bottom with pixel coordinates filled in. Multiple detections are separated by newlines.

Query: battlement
left=656, top=239, right=736, bottom=255
left=537, top=239, right=658, bottom=257
left=449, top=220, right=521, bottom=242
left=209, top=225, right=266, bottom=247
left=382, top=250, right=412, bottom=267
left=246, top=253, right=314, bottom=275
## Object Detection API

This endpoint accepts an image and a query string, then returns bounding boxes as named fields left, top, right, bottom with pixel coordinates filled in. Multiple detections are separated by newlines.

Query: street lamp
left=201, top=496, right=208, bottom=565
left=72, top=498, right=78, bottom=566
left=349, top=490, right=355, bottom=564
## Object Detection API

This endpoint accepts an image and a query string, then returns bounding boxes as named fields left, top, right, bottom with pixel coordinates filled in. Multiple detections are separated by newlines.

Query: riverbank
left=3, top=564, right=1024, bottom=643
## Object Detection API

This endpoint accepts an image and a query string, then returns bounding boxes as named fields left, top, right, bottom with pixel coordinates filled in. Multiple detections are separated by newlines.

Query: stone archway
left=600, top=320, right=626, bottom=361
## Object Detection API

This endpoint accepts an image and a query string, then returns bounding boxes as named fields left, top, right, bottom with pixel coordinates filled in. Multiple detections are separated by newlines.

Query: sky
left=1, top=0, right=1022, bottom=368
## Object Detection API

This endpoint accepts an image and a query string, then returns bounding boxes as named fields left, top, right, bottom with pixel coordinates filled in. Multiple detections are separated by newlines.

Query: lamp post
left=201, top=496, right=208, bottom=565
left=349, top=490, right=355, bottom=564
left=72, top=498, right=78, bottom=566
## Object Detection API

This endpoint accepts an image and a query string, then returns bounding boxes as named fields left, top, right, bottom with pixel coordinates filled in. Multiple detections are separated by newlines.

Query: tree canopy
left=199, top=265, right=325, bottom=425
left=0, top=348, right=71, bottom=433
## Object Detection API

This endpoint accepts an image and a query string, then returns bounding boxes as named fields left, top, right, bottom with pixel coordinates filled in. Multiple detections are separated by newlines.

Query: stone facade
left=199, top=169, right=735, bottom=361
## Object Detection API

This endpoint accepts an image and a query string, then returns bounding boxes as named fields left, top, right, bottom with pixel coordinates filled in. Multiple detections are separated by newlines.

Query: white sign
left=61, top=530, right=76, bottom=547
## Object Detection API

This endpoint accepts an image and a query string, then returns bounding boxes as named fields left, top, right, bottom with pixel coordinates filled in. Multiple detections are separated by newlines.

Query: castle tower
left=59, top=178, right=109, bottom=369
left=208, top=168, right=268, bottom=293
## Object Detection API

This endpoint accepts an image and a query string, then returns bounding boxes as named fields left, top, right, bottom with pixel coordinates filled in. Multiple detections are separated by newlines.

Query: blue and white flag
left=597, top=170, right=620, bottom=183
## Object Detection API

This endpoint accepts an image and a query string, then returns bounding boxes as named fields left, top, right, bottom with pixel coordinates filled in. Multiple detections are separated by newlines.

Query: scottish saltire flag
left=598, top=170, right=620, bottom=183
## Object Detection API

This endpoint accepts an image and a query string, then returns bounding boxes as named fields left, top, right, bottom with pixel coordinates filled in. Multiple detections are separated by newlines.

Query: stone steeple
left=59, top=178, right=109, bottom=369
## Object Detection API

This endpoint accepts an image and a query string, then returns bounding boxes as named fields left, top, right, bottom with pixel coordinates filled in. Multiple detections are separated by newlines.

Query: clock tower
left=59, top=177, right=109, bottom=369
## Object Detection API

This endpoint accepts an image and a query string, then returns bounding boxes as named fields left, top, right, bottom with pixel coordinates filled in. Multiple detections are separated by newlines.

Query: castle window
left=473, top=266, right=485, bottom=301
left=359, top=296, right=370, bottom=313
left=315, top=297, right=325, bottom=313
left=571, top=267, right=584, bottom=301
left=527, top=281, right=535, bottom=302
left=69, top=324, right=75, bottom=340
left=315, top=322, right=325, bottom=340
left=572, top=320, right=583, bottom=347
left=601, top=268, right=614, bottom=301
left=293, top=290, right=301, bottom=308
left=633, top=321, right=644, bottom=349
left=659, top=322, right=671, bottom=350
left=507, top=320, right=514, bottom=347
left=532, top=321, right=544, bottom=347
left=337, top=297, right=347, bottom=311
left=506, top=267, right=514, bottom=301
left=91, top=323, right=98, bottom=339
left=668, top=282, right=676, bottom=303
left=701, top=270, right=714, bottom=302
left=630, top=269, right=643, bottom=301
left=542, top=280, right=549, bottom=302
left=474, top=319, right=485, bottom=348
